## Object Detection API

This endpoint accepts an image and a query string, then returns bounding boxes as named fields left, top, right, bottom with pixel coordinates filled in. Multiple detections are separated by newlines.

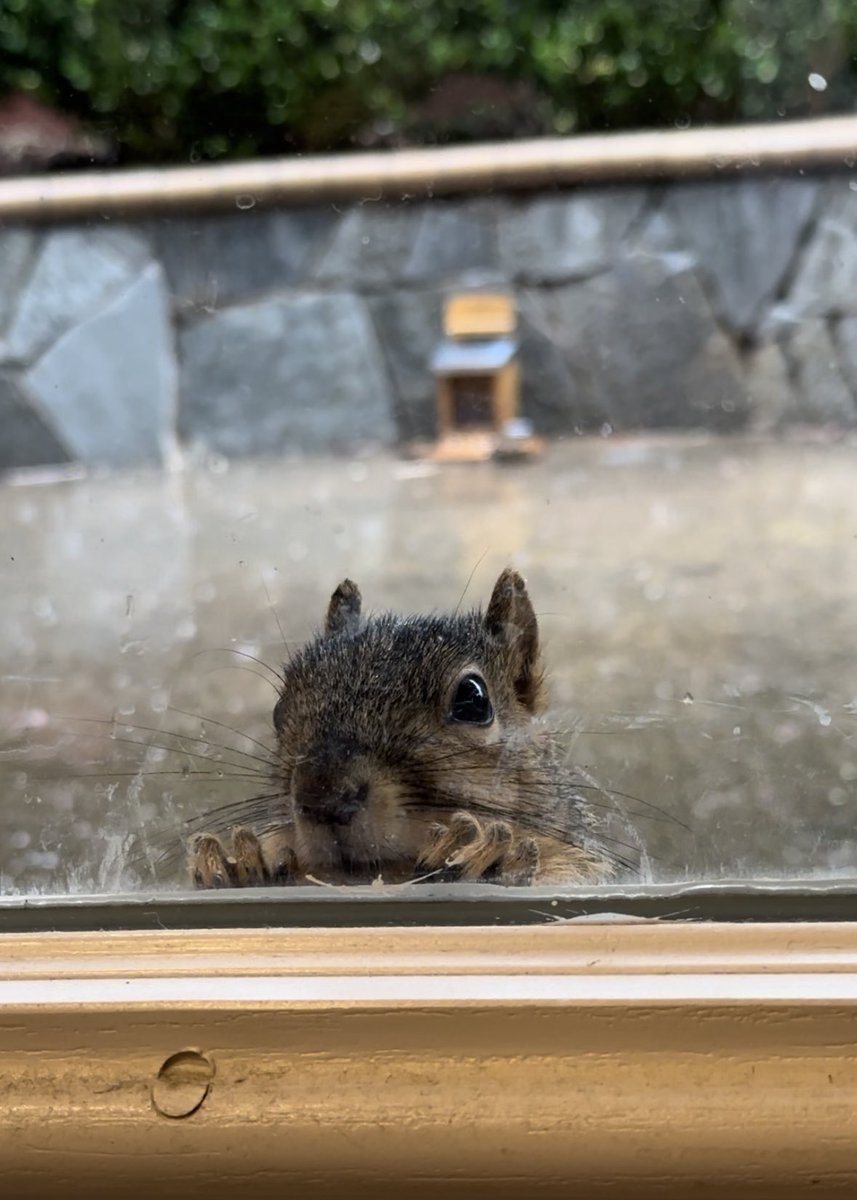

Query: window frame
left=5, top=120, right=857, bottom=1193
left=2, top=909, right=857, bottom=1195
left=2, top=878, right=857, bottom=930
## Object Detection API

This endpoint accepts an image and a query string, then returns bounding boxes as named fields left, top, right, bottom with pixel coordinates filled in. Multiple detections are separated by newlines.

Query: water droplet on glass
left=27, top=850, right=59, bottom=870
left=235, top=194, right=256, bottom=211
left=808, top=73, right=828, bottom=92
left=674, top=114, right=691, bottom=130
left=119, top=636, right=146, bottom=656
left=33, top=596, right=57, bottom=624
left=359, top=38, right=381, bottom=65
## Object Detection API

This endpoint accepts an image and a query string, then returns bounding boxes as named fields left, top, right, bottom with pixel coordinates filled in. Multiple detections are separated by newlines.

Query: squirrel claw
left=189, top=828, right=294, bottom=889
left=499, top=836, right=540, bottom=886
left=190, top=833, right=235, bottom=889
left=416, top=811, right=540, bottom=886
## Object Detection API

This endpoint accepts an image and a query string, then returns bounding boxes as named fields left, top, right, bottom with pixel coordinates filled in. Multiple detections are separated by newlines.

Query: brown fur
left=189, top=569, right=614, bottom=888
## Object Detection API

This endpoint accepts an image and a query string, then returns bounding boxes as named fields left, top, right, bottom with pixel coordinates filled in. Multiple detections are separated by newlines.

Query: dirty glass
left=2, top=3, right=857, bottom=912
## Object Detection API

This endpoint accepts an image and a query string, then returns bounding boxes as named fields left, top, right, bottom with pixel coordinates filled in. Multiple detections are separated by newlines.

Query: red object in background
left=0, top=92, right=112, bottom=175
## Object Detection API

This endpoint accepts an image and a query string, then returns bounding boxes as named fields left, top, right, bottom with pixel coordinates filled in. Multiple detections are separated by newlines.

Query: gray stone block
left=782, top=318, right=857, bottom=425
left=25, top=263, right=177, bottom=466
left=667, top=177, right=817, bottom=334
left=834, top=315, right=857, bottom=400
left=150, top=207, right=339, bottom=313
left=3, top=225, right=150, bottom=364
left=0, top=369, right=70, bottom=470
left=498, top=187, right=648, bottom=283
left=312, top=202, right=419, bottom=288
left=544, top=252, right=747, bottom=431
left=787, top=179, right=857, bottom=318
left=516, top=290, right=605, bottom=433
left=627, top=190, right=679, bottom=257
left=366, top=289, right=442, bottom=440
left=742, top=341, right=796, bottom=433
left=0, top=227, right=37, bottom=339
left=178, top=291, right=396, bottom=455
left=402, top=200, right=497, bottom=281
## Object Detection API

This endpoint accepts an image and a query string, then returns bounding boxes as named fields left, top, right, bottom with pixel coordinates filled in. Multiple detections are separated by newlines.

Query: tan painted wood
left=443, top=293, right=516, bottom=338
left=434, top=376, right=456, bottom=438
left=433, top=296, right=519, bottom=446
left=496, top=361, right=520, bottom=426
left=1, top=922, right=857, bottom=1196
left=424, top=430, right=498, bottom=462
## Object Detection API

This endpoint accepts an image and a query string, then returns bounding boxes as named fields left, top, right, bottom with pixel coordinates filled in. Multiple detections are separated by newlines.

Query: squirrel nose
left=297, top=780, right=369, bottom=827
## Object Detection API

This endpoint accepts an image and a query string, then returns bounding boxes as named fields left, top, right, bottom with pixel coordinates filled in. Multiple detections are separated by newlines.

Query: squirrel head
left=272, top=569, right=547, bottom=875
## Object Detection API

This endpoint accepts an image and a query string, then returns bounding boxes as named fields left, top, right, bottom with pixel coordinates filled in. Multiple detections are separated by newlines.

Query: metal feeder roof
left=430, top=336, right=518, bottom=375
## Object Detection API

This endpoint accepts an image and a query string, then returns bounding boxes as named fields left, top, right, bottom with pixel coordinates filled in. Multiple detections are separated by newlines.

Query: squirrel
left=188, top=569, right=616, bottom=888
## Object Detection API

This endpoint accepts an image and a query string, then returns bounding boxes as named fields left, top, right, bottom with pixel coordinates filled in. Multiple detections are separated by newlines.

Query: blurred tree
left=0, top=0, right=855, bottom=165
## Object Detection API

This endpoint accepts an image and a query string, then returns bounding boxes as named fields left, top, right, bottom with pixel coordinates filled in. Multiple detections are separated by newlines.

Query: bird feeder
left=426, top=292, right=542, bottom=462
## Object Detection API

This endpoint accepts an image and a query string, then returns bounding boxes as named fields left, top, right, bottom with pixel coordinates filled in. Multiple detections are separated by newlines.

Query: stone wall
left=1, top=171, right=856, bottom=471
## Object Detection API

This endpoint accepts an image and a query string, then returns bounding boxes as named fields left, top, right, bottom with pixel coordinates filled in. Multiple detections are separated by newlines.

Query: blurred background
left=1, top=1, right=857, bottom=896
left=2, top=0, right=857, bottom=171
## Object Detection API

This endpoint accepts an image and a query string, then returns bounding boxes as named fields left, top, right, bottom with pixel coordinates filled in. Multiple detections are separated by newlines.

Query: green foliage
left=1, top=0, right=856, bottom=164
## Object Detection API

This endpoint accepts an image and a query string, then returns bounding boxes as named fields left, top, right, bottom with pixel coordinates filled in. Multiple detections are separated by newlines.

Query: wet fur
left=188, top=570, right=614, bottom=888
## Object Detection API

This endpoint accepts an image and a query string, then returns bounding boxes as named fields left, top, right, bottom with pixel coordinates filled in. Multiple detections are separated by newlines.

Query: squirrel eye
left=450, top=673, right=494, bottom=726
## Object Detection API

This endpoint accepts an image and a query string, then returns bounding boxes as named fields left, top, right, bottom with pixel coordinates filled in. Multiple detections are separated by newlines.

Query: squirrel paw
left=189, top=828, right=297, bottom=889
left=416, top=811, right=540, bottom=886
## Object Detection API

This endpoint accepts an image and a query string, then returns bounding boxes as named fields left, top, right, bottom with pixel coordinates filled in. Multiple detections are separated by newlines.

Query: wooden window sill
left=2, top=890, right=857, bottom=1197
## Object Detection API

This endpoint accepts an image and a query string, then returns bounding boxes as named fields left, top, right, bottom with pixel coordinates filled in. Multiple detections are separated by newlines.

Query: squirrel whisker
left=190, top=646, right=286, bottom=688
left=183, top=792, right=287, bottom=828
left=176, top=569, right=656, bottom=889
left=166, top=705, right=280, bottom=763
left=63, top=718, right=278, bottom=774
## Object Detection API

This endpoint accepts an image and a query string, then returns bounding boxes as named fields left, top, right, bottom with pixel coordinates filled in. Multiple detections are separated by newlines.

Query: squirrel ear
left=325, top=579, right=362, bottom=636
left=484, top=569, right=543, bottom=711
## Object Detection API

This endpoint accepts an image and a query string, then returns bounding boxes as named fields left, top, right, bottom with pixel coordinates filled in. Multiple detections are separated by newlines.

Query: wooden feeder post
left=427, top=292, right=542, bottom=462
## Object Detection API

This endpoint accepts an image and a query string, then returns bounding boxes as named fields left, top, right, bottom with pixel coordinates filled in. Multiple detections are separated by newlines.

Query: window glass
left=1, top=3, right=856, bottom=905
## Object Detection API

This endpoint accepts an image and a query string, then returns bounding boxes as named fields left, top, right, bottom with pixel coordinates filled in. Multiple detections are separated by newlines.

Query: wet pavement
left=2, top=434, right=856, bottom=894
